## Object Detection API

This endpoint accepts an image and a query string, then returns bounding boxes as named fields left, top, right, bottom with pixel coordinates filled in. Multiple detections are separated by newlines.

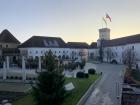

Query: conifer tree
left=33, top=51, right=65, bottom=105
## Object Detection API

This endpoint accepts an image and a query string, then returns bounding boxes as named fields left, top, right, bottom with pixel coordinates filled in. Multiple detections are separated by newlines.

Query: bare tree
left=122, top=48, right=137, bottom=69
left=99, top=46, right=104, bottom=62
left=105, top=48, right=115, bottom=62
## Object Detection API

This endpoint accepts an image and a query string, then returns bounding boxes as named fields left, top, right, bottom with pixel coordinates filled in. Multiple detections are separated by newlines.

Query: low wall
left=77, top=74, right=102, bottom=105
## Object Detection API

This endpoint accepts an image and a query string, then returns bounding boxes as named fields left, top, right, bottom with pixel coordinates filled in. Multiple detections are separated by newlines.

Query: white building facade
left=1, top=28, right=139, bottom=66
left=18, top=36, right=90, bottom=62
left=95, top=28, right=140, bottom=67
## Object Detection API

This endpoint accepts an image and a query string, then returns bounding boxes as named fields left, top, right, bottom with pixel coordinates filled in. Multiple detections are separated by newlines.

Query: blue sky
left=0, top=0, right=140, bottom=44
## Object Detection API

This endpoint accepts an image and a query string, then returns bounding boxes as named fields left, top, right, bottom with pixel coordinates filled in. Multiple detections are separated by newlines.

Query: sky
left=0, top=0, right=140, bottom=44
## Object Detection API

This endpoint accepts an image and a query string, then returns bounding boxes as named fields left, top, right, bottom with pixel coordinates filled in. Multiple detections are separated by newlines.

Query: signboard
left=65, top=82, right=75, bottom=91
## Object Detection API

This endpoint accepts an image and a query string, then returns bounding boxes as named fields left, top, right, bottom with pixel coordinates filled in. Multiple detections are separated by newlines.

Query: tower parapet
left=99, top=28, right=110, bottom=40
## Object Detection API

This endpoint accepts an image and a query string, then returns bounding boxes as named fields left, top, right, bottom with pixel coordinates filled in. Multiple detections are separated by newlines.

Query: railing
left=2, top=48, right=20, bottom=55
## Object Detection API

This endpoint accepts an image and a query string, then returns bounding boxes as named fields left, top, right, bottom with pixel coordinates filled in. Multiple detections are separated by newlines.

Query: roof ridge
left=0, top=29, right=20, bottom=44
left=111, top=34, right=140, bottom=41
left=32, top=35, right=61, bottom=39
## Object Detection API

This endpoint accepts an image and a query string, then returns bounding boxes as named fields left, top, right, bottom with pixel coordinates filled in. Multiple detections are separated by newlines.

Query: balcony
left=2, top=48, right=20, bottom=56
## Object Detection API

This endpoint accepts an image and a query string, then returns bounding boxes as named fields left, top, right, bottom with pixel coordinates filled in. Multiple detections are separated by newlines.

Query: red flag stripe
left=106, top=14, right=111, bottom=22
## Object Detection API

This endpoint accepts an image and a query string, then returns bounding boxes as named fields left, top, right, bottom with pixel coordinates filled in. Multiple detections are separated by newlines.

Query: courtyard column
left=22, top=56, right=26, bottom=81
left=38, top=56, right=41, bottom=70
left=6, top=56, right=9, bottom=70
left=3, top=61, right=7, bottom=80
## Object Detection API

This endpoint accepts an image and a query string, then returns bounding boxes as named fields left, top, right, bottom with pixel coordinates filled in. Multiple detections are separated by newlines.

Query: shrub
left=88, top=68, right=96, bottom=75
left=79, top=63, right=85, bottom=69
left=33, top=77, right=36, bottom=80
left=76, top=71, right=85, bottom=78
left=85, top=73, right=89, bottom=78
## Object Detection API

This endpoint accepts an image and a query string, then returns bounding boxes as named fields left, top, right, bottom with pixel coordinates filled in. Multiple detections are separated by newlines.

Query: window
left=6, top=45, right=8, bottom=48
left=132, top=46, right=134, bottom=50
left=79, top=52, right=82, bottom=55
left=29, top=56, right=32, bottom=58
left=30, top=51, right=32, bottom=54
left=58, top=55, right=61, bottom=59
left=41, top=56, right=44, bottom=59
left=36, top=51, right=38, bottom=54
left=35, top=56, right=38, bottom=59
left=41, top=51, right=43, bottom=54
left=59, top=51, right=61, bottom=53
left=63, top=51, right=65, bottom=53
left=0, top=45, right=2, bottom=48
left=55, top=51, right=57, bottom=53
left=112, top=53, right=114, bottom=56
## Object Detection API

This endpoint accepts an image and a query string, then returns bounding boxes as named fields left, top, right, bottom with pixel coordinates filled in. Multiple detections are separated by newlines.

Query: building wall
left=103, top=43, right=140, bottom=64
left=88, top=49, right=99, bottom=60
left=19, top=42, right=140, bottom=65
left=126, top=43, right=140, bottom=60
left=99, top=28, right=110, bottom=40
left=103, top=46, right=124, bottom=63
left=19, top=47, right=89, bottom=61
left=0, top=43, right=19, bottom=48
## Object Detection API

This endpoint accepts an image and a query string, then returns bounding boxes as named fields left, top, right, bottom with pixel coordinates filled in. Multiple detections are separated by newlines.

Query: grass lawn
left=131, top=69, right=140, bottom=85
left=131, top=69, right=140, bottom=81
left=13, top=74, right=100, bottom=105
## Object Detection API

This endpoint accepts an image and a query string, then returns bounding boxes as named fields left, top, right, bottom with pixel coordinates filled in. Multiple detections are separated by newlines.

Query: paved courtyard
left=84, top=63, right=125, bottom=105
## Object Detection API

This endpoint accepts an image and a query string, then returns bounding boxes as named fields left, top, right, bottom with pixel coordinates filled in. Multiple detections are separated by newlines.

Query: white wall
left=88, top=49, right=99, bottom=60
left=27, top=48, right=70, bottom=58
left=19, top=42, right=140, bottom=64
left=19, top=47, right=89, bottom=61
left=103, top=43, right=140, bottom=64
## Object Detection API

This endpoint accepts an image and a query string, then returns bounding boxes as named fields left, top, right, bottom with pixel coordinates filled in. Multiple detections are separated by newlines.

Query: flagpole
left=102, top=17, right=107, bottom=28
left=106, top=21, right=107, bottom=28
left=102, top=19, right=103, bottom=28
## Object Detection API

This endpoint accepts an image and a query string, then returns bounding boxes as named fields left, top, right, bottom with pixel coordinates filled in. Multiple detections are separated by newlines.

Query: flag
left=106, top=13, right=111, bottom=22
left=102, top=17, right=107, bottom=26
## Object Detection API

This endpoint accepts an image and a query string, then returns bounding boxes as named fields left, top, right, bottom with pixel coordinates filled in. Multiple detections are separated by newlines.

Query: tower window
left=6, top=45, right=8, bottom=48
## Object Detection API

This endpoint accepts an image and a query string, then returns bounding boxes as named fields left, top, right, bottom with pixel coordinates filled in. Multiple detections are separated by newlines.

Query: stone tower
left=99, top=28, right=110, bottom=40
left=97, top=28, right=110, bottom=47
